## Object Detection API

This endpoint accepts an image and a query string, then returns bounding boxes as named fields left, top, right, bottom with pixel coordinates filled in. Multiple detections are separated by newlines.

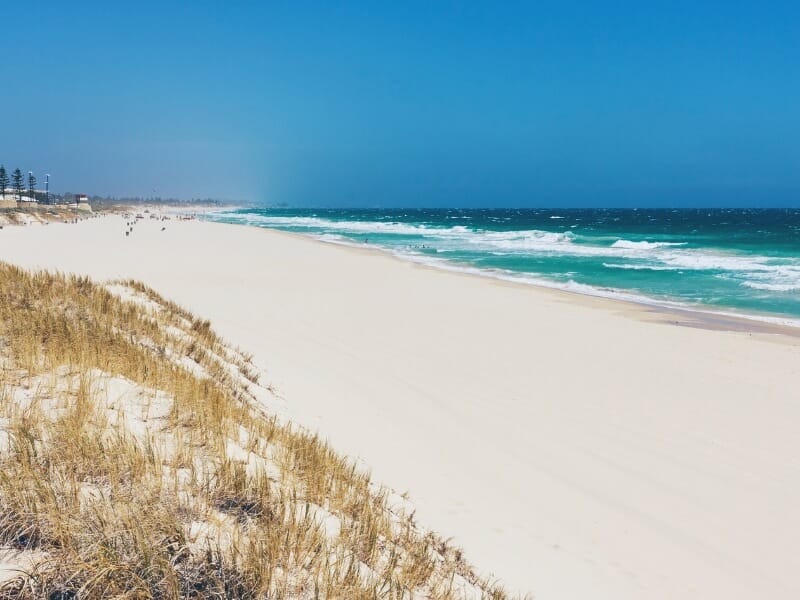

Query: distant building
left=76, top=194, right=92, bottom=212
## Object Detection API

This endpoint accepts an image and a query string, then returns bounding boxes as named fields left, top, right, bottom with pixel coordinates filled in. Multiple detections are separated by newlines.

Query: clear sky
left=4, top=1, right=799, bottom=206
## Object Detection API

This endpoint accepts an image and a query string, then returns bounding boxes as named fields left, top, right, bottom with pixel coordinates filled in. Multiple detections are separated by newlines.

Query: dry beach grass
left=0, top=263, right=513, bottom=599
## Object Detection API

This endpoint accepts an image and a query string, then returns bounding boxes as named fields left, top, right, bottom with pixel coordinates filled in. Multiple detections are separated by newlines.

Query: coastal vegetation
left=0, top=166, right=41, bottom=203
left=0, top=167, right=8, bottom=201
left=26, top=174, right=36, bottom=203
left=11, top=169, right=23, bottom=202
left=0, top=263, right=514, bottom=599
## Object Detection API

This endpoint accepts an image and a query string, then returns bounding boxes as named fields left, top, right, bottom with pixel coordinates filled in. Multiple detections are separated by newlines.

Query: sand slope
left=1, top=216, right=799, bottom=599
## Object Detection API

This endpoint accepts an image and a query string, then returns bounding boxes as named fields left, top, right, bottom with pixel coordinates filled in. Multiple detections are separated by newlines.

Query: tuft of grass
left=0, top=263, right=520, bottom=599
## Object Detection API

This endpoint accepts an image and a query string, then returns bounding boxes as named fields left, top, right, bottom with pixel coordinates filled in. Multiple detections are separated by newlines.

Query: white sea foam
left=660, top=252, right=800, bottom=275
left=602, top=263, right=681, bottom=271
left=742, top=281, right=800, bottom=292
left=239, top=214, right=436, bottom=236
left=314, top=233, right=349, bottom=243
left=466, top=229, right=576, bottom=252
left=738, top=267, right=800, bottom=292
left=611, top=240, right=688, bottom=250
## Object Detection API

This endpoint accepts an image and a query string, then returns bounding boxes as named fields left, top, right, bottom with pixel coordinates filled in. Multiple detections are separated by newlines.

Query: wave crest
left=611, top=239, right=687, bottom=250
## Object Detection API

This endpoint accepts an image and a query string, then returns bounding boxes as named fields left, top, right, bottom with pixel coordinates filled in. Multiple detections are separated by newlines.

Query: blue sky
left=4, top=1, right=799, bottom=206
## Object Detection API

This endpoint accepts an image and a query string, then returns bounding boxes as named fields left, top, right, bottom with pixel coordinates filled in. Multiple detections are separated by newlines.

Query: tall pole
left=45, top=174, right=50, bottom=204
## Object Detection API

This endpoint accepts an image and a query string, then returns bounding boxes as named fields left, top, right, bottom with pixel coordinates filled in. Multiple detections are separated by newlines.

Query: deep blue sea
left=205, top=208, right=800, bottom=324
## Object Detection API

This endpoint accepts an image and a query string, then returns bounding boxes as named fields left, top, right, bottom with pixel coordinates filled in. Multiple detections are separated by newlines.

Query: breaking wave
left=611, top=239, right=688, bottom=250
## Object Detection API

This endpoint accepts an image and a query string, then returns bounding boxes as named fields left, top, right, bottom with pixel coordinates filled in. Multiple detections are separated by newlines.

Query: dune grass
left=0, top=263, right=516, bottom=599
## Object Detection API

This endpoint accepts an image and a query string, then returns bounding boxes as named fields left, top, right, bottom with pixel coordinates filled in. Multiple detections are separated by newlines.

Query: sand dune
left=1, top=215, right=799, bottom=599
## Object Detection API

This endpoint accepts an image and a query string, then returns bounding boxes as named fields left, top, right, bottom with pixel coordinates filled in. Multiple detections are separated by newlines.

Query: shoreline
left=206, top=216, right=800, bottom=342
left=1, top=214, right=800, bottom=598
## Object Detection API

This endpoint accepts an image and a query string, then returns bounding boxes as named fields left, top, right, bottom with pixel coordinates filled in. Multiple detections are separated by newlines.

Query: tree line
left=0, top=165, right=38, bottom=202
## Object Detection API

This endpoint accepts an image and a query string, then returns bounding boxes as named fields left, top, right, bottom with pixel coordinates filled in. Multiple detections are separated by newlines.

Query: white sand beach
left=1, top=214, right=799, bottom=599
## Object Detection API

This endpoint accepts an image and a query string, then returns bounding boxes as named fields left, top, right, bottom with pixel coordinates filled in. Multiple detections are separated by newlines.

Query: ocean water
left=205, top=208, right=800, bottom=324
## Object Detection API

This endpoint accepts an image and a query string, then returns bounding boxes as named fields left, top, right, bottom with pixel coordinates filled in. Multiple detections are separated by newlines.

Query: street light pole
left=45, top=174, right=50, bottom=204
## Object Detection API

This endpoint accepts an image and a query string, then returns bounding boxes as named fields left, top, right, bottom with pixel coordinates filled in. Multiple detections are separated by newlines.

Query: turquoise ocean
left=205, top=208, right=800, bottom=325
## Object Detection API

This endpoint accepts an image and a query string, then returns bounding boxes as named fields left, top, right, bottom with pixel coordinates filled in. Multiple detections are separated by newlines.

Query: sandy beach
left=1, top=214, right=799, bottom=599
